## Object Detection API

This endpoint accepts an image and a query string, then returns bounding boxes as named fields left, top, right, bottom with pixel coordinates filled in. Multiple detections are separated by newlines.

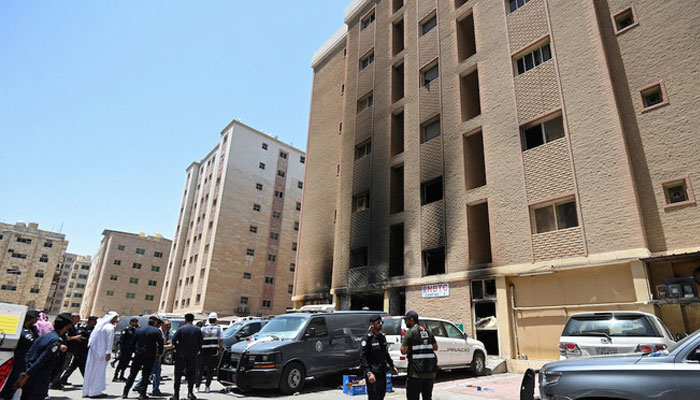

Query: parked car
left=521, top=328, right=700, bottom=400
left=218, top=310, right=386, bottom=394
left=558, top=311, right=676, bottom=359
left=382, top=316, right=487, bottom=375
left=0, top=303, right=27, bottom=391
left=223, top=319, right=268, bottom=349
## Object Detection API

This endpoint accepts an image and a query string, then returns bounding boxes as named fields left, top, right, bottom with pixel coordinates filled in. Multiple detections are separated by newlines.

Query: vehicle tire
left=470, top=351, right=486, bottom=376
left=163, top=349, right=174, bottom=365
left=279, top=362, right=305, bottom=395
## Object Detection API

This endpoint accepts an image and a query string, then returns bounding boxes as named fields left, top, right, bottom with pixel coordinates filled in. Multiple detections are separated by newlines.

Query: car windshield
left=562, top=314, right=660, bottom=337
left=169, top=319, right=184, bottom=333
left=383, top=318, right=402, bottom=335
left=256, top=316, right=307, bottom=340
left=224, top=322, right=244, bottom=338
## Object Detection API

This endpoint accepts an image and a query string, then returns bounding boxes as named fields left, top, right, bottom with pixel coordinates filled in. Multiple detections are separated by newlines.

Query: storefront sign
left=422, top=282, right=450, bottom=298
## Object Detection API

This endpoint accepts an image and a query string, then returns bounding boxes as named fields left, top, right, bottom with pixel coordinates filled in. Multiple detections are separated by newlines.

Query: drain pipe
left=510, top=284, right=521, bottom=358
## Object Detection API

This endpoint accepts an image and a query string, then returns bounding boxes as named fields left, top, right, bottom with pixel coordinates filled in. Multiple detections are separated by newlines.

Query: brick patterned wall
left=420, top=136, right=443, bottom=182
left=352, top=155, right=372, bottom=194
left=421, top=199, right=446, bottom=250
left=357, top=63, right=375, bottom=99
left=522, top=138, right=575, bottom=203
left=417, top=0, right=436, bottom=22
left=507, top=0, right=548, bottom=53
left=350, top=210, right=370, bottom=250
left=406, top=281, right=473, bottom=335
left=419, top=83, right=441, bottom=121
left=419, top=29, right=439, bottom=68
left=532, top=227, right=585, bottom=261
left=514, top=60, right=560, bottom=123
left=356, top=107, right=374, bottom=141
left=359, top=20, right=375, bottom=57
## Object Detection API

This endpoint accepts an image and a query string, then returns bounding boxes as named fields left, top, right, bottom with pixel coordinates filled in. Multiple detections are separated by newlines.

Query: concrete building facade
left=295, top=0, right=700, bottom=361
left=81, top=230, right=171, bottom=316
left=159, top=120, right=305, bottom=317
left=57, top=255, right=92, bottom=315
left=46, top=252, right=77, bottom=314
left=0, top=222, right=68, bottom=310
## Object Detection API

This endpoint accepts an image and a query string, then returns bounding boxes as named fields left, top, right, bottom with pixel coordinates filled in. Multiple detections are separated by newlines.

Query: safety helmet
left=208, top=312, right=218, bottom=320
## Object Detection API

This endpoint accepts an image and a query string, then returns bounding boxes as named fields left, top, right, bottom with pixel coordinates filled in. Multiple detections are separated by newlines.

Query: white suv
left=382, top=316, right=487, bottom=375
left=559, top=311, right=677, bottom=359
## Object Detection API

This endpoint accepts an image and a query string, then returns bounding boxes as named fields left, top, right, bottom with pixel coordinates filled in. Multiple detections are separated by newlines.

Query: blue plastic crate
left=343, top=374, right=394, bottom=396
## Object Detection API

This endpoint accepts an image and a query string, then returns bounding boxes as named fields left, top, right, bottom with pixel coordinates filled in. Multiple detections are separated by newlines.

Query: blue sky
left=0, top=1, right=346, bottom=255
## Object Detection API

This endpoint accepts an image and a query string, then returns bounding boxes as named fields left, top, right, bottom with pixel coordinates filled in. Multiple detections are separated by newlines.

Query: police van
left=218, top=310, right=386, bottom=394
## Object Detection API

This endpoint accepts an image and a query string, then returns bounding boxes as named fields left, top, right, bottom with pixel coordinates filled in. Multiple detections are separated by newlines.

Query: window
left=300, top=156, right=306, bottom=164
left=129, top=277, right=139, bottom=284
left=521, top=114, right=565, bottom=150
left=392, top=19, right=404, bottom=56
left=457, top=13, right=476, bottom=62
left=532, top=198, right=579, bottom=233
left=145, top=295, right=154, bottom=301
left=296, top=202, right=302, bottom=211
left=268, top=254, right=277, bottom=262
left=663, top=178, right=694, bottom=207
left=392, top=62, right=405, bottom=102
left=460, top=69, right=481, bottom=121
left=154, top=251, right=163, bottom=258
left=272, top=211, right=282, bottom=219
left=298, top=181, right=303, bottom=189
left=106, top=290, right=114, bottom=296
left=357, top=94, right=374, bottom=112
left=35, top=270, right=45, bottom=278
left=243, top=272, right=252, bottom=279
left=421, top=118, right=441, bottom=143
left=114, top=259, right=121, bottom=265
left=288, top=285, right=294, bottom=294
left=422, top=63, right=439, bottom=86
left=126, top=293, right=136, bottom=299
left=262, top=143, right=268, bottom=150
left=355, top=140, right=372, bottom=160
left=390, top=165, right=404, bottom=214
left=360, top=51, right=375, bottom=70
left=294, top=222, right=299, bottom=231
left=350, top=247, right=368, bottom=268
left=6, top=268, right=20, bottom=275
left=292, top=242, right=297, bottom=251
left=135, top=248, right=145, bottom=255
left=16, top=237, right=31, bottom=244
left=389, top=224, right=404, bottom=276
left=421, top=177, right=443, bottom=205
left=290, top=263, right=296, bottom=272
left=253, top=204, right=261, bottom=212
left=240, top=296, right=249, bottom=304
left=613, top=6, right=637, bottom=34
left=110, top=275, right=118, bottom=281
left=391, top=111, right=405, bottom=156
left=74, top=292, right=83, bottom=298
left=509, top=0, right=533, bottom=13
left=463, top=130, right=487, bottom=189
left=76, top=283, right=85, bottom=289
left=277, top=170, right=286, bottom=177
left=256, top=183, right=263, bottom=190
left=393, top=0, right=404, bottom=12
left=352, top=192, right=370, bottom=213
left=259, top=162, right=266, bottom=170
left=361, top=10, right=375, bottom=30
left=148, top=280, right=157, bottom=286
left=1, top=284, right=16, bottom=291
left=11, top=253, right=27, bottom=259
left=81, top=265, right=89, bottom=270
left=132, top=263, right=142, bottom=270
left=265, top=276, right=274, bottom=284
left=250, top=225, right=258, bottom=233
left=39, top=255, right=48, bottom=263
left=30, top=287, right=40, bottom=294
left=468, top=202, right=492, bottom=264
left=280, top=151, right=288, bottom=159
left=641, top=83, right=667, bottom=111
left=423, top=246, right=445, bottom=275
left=306, top=317, right=329, bottom=337
left=151, top=265, right=160, bottom=272
left=262, top=300, right=272, bottom=308
left=275, top=191, right=284, bottom=198
left=270, top=232, right=279, bottom=240
left=43, top=241, right=53, bottom=248
left=246, top=249, right=255, bottom=256
left=515, top=43, right=551, bottom=75
left=421, top=15, right=437, bottom=35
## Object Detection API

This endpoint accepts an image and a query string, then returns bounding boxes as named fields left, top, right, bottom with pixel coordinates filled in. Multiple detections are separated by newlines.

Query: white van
left=382, top=316, right=487, bottom=375
left=0, top=303, right=28, bottom=390
left=558, top=311, right=677, bottom=359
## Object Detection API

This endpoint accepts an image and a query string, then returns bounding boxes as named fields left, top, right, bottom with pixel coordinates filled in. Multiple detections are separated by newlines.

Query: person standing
left=13, top=313, right=73, bottom=400
left=60, top=316, right=97, bottom=385
left=50, top=313, right=81, bottom=390
left=134, top=318, right=171, bottom=396
left=83, top=312, right=119, bottom=398
left=196, top=313, right=223, bottom=393
left=400, top=311, right=438, bottom=400
left=122, top=316, right=164, bottom=399
left=170, top=313, right=202, bottom=400
left=114, top=318, right=139, bottom=382
left=0, top=310, right=38, bottom=400
left=360, top=315, right=399, bottom=400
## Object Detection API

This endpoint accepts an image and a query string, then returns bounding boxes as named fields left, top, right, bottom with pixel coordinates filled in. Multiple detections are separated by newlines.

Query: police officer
left=0, top=310, right=38, bottom=400
left=170, top=313, right=203, bottom=400
left=14, top=312, right=74, bottom=400
left=196, top=312, right=222, bottom=393
left=400, top=311, right=438, bottom=400
left=360, top=315, right=398, bottom=400
left=113, top=318, right=139, bottom=382
left=122, top=316, right=164, bottom=399
left=60, top=315, right=97, bottom=384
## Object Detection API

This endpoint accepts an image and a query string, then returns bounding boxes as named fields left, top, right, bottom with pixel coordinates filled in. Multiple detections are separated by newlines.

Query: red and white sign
left=421, top=283, right=450, bottom=298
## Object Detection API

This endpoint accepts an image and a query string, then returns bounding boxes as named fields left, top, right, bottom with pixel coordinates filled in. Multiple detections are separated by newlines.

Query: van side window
left=306, top=317, right=329, bottom=337
left=443, top=322, right=463, bottom=339
left=426, top=320, right=447, bottom=337
left=331, top=315, right=367, bottom=339
left=251, top=322, right=261, bottom=333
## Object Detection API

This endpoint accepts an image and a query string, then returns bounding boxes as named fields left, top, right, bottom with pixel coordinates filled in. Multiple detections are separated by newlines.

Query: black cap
left=88, top=316, right=98, bottom=321
left=57, top=312, right=73, bottom=322
left=26, top=310, right=39, bottom=320
left=403, top=311, right=419, bottom=321
left=149, top=315, right=161, bottom=323
left=369, top=315, right=383, bottom=323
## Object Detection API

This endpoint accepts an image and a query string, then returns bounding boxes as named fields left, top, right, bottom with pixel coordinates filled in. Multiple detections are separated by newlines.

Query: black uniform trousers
left=196, top=353, right=218, bottom=387
left=367, top=370, right=387, bottom=400
left=114, top=349, right=133, bottom=379
left=173, top=355, right=197, bottom=394
left=406, top=376, right=434, bottom=400
left=60, top=352, right=87, bottom=382
left=124, top=354, right=156, bottom=394
left=20, top=371, right=52, bottom=400
left=50, top=351, right=70, bottom=385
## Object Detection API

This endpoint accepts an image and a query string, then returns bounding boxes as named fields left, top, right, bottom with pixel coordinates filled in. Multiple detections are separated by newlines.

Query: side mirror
left=304, top=328, right=316, bottom=339
left=463, top=332, right=468, bottom=340
left=676, top=332, right=688, bottom=341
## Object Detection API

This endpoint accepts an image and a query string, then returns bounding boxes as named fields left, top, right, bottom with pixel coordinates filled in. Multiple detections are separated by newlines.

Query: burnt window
left=421, top=177, right=443, bottom=205
left=422, top=247, right=445, bottom=275
left=350, top=247, right=368, bottom=268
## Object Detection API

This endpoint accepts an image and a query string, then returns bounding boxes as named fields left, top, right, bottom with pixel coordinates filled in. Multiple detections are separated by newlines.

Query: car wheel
left=279, top=362, right=305, bottom=395
left=163, top=349, right=174, bottom=365
left=470, top=351, right=486, bottom=376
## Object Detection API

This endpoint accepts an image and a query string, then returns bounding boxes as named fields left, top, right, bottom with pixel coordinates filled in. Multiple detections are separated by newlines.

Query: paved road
left=44, top=362, right=532, bottom=400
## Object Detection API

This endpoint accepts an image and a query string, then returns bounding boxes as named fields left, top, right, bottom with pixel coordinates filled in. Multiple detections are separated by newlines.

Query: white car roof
left=569, top=311, right=657, bottom=318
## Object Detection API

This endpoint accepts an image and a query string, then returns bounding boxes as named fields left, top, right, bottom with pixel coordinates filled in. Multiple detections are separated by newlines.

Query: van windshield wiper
left=570, top=331, right=612, bottom=341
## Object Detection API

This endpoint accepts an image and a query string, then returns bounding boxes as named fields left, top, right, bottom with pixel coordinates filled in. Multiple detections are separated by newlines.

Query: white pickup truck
left=382, top=316, right=487, bottom=375
left=0, top=303, right=28, bottom=391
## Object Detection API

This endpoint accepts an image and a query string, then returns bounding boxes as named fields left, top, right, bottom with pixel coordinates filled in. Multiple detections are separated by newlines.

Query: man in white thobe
left=83, top=312, right=119, bottom=397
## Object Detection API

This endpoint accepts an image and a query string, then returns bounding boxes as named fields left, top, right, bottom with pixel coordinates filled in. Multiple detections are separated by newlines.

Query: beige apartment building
left=295, top=0, right=700, bottom=361
left=159, top=120, right=305, bottom=317
left=0, top=222, right=68, bottom=310
left=57, top=255, right=92, bottom=315
left=81, top=230, right=171, bottom=316
left=46, top=252, right=77, bottom=314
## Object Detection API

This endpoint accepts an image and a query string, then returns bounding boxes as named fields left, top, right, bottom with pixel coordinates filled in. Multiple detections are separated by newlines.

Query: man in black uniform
left=360, top=315, right=398, bottom=400
left=0, top=310, right=38, bottom=400
left=170, top=313, right=203, bottom=400
left=113, top=318, right=139, bottom=382
left=123, top=316, right=164, bottom=399
left=400, top=311, right=438, bottom=400
left=14, top=312, right=74, bottom=400
left=60, top=315, right=97, bottom=384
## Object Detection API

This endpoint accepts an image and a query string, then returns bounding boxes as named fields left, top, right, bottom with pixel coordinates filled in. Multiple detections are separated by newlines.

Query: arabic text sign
left=422, top=283, right=450, bottom=298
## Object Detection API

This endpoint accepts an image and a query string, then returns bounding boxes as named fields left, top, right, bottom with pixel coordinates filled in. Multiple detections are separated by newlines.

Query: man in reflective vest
left=400, top=311, right=438, bottom=400
left=196, top=312, right=223, bottom=393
